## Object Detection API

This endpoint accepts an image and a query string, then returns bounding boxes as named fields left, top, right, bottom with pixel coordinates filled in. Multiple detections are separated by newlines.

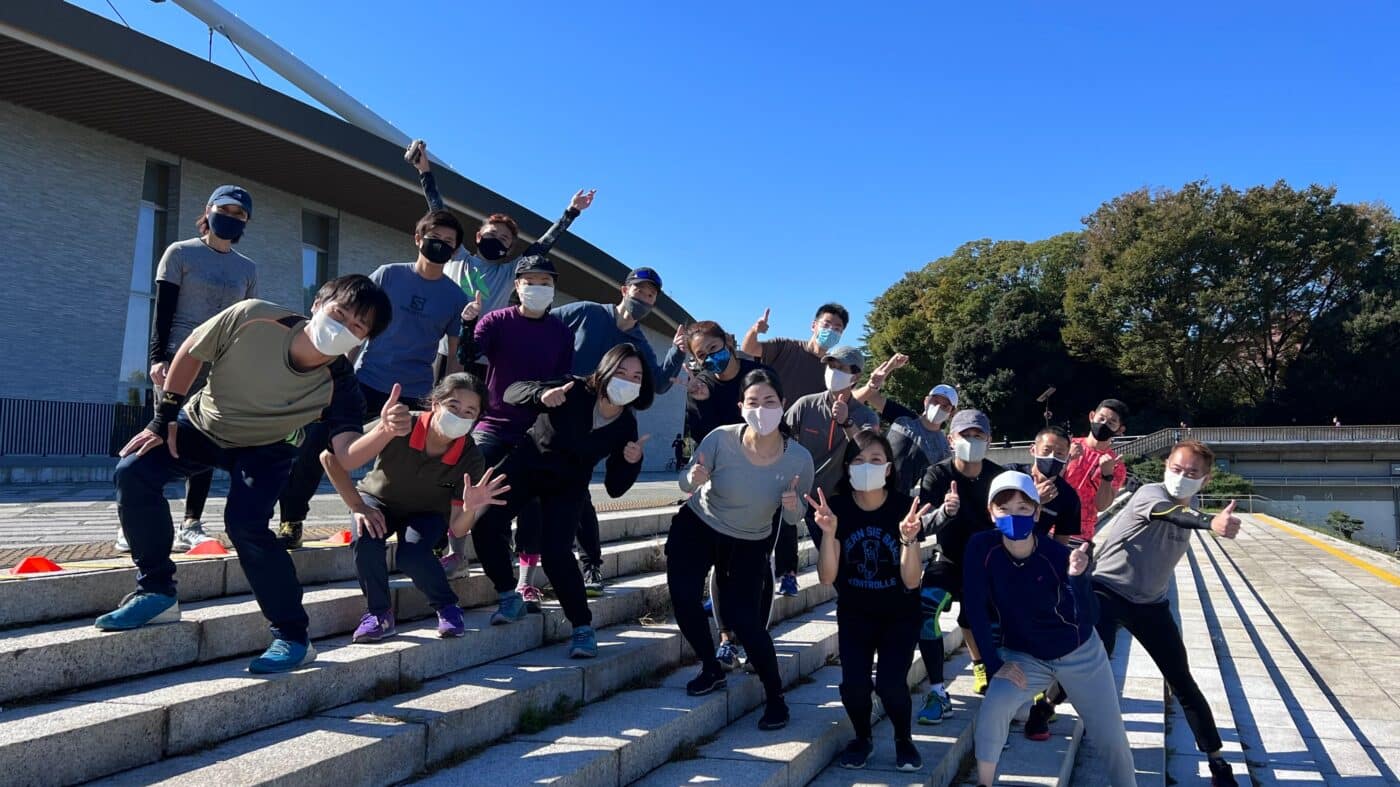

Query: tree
left=1203, top=471, right=1253, bottom=498
left=1326, top=510, right=1365, bottom=541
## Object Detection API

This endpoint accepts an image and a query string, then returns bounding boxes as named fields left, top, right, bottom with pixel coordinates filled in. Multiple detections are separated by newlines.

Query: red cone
left=12, top=555, right=62, bottom=575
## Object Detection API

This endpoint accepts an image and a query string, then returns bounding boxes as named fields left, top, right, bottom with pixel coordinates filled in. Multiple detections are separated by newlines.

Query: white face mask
left=606, top=377, right=641, bottom=406
left=308, top=308, right=364, bottom=356
left=1163, top=469, right=1205, bottom=500
left=925, top=404, right=950, bottom=425
left=435, top=408, right=474, bottom=439
left=518, top=283, right=555, bottom=312
left=742, top=406, right=783, bottom=436
left=825, top=367, right=854, bottom=393
left=954, top=436, right=988, bottom=463
left=849, top=462, right=888, bottom=492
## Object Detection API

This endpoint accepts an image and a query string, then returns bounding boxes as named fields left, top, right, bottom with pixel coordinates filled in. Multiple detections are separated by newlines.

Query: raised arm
left=740, top=307, right=769, bottom=357
left=853, top=353, right=909, bottom=412
left=522, top=189, right=595, bottom=258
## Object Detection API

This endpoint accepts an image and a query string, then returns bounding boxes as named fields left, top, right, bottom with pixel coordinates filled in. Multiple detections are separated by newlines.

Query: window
left=116, top=162, right=174, bottom=405
left=302, top=211, right=334, bottom=313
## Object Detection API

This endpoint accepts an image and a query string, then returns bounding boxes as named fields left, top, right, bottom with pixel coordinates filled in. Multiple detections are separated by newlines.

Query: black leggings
left=666, top=505, right=783, bottom=700
left=838, top=602, right=919, bottom=741
left=712, top=510, right=781, bottom=637
left=182, top=469, right=213, bottom=522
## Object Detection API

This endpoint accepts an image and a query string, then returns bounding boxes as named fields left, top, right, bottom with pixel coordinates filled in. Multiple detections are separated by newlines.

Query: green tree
left=1203, top=471, right=1253, bottom=498
left=1325, top=510, right=1365, bottom=541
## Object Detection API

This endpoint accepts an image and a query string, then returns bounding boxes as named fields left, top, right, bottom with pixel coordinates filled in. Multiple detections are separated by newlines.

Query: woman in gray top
left=124, top=185, right=258, bottom=554
left=667, top=369, right=814, bottom=732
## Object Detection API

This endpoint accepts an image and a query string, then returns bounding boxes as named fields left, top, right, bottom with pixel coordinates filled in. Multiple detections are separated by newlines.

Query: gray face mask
left=621, top=296, right=653, bottom=321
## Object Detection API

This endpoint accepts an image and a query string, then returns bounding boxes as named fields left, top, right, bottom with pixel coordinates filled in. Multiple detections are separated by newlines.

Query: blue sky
left=75, top=1, right=1399, bottom=343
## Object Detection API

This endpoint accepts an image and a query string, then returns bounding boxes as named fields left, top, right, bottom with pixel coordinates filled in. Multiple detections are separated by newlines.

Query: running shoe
left=973, top=662, right=989, bottom=695
left=248, top=639, right=316, bottom=674
left=276, top=521, right=303, bottom=550
left=895, top=738, right=923, bottom=771
left=583, top=564, right=605, bottom=597
left=917, top=687, right=950, bottom=725
left=839, top=738, right=872, bottom=769
left=757, top=697, right=790, bottom=730
left=777, top=572, right=799, bottom=597
left=439, top=552, right=471, bottom=580
left=94, top=591, right=179, bottom=631
left=114, top=526, right=131, bottom=553
left=436, top=604, right=466, bottom=638
left=490, top=591, right=528, bottom=625
left=568, top=625, right=597, bottom=659
left=520, top=584, right=543, bottom=613
left=1024, top=699, right=1054, bottom=741
left=351, top=611, right=396, bottom=643
left=173, top=521, right=216, bottom=552
left=716, top=640, right=741, bottom=670
left=1209, top=757, right=1239, bottom=786
left=686, top=665, right=727, bottom=696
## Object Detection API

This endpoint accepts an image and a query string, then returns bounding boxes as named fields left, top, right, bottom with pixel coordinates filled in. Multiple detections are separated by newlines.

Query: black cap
left=514, top=254, right=558, bottom=278
left=624, top=267, right=663, bottom=291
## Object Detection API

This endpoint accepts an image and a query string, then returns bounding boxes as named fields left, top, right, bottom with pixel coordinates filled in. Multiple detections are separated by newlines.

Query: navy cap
left=624, top=267, right=663, bottom=291
left=514, top=254, right=558, bottom=278
left=207, top=185, right=252, bottom=219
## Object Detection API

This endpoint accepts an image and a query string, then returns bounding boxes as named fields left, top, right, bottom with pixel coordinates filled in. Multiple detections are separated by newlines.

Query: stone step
left=87, top=565, right=839, bottom=787
left=0, top=506, right=677, bottom=629
left=0, top=529, right=678, bottom=705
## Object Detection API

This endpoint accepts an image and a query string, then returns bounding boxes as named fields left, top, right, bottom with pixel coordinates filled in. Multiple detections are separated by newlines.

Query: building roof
left=0, top=1, right=690, bottom=331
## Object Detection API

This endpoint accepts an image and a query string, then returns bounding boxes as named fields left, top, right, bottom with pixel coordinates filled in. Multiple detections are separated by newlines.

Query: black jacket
left=503, top=376, right=641, bottom=497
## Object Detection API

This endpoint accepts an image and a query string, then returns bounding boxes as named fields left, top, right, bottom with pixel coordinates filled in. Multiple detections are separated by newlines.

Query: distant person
left=672, top=433, right=687, bottom=468
left=125, top=185, right=258, bottom=554
left=740, top=302, right=850, bottom=399
left=1063, top=398, right=1129, bottom=540
left=851, top=352, right=957, bottom=496
left=1333, top=416, right=1342, bottom=428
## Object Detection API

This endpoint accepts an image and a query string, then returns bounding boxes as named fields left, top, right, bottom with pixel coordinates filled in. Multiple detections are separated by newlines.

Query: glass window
left=116, top=162, right=174, bottom=404
left=301, top=211, right=334, bottom=313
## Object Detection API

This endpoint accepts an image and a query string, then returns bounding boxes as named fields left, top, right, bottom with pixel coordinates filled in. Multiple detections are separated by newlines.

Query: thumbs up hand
left=1068, top=541, right=1091, bottom=577
left=686, top=451, right=711, bottom=488
left=1212, top=500, right=1241, bottom=539
left=542, top=380, right=575, bottom=408
left=624, top=434, right=650, bottom=464
left=781, top=475, right=802, bottom=514
left=943, top=480, right=961, bottom=516
left=462, top=290, right=483, bottom=322
left=380, top=383, right=412, bottom=436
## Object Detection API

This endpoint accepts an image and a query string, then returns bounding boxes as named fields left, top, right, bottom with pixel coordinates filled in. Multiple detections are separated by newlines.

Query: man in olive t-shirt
left=96, top=276, right=399, bottom=676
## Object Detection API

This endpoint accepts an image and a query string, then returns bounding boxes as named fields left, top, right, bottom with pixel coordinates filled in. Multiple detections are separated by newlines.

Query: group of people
left=97, top=141, right=1243, bottom=785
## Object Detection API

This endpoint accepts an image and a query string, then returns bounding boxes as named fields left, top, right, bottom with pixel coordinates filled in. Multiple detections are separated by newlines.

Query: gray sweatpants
left=975, top=633, right=1136, bottom=787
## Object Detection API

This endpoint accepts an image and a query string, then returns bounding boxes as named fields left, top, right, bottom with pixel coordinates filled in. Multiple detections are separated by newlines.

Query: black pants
left=712, top=509, right=780, bottom=636
left=157, top=378, right=213, bottom=522
left=473, top=453, right=591, bottom=627
left=1094, top=582, right=1223, bottom=754
left=574, top=490, right=603, bottom=569
left=352, top=494, right=457, bottom=615
left=277, top=381, right=412, bottom=524
left=773, top=509, right=805, bottom=576
left=666, top=505, right=783, bottom=700
left=838, top=601, right=920, bottom=741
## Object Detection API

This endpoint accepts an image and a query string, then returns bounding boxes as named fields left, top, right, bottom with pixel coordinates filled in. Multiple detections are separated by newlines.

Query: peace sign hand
left=803, top=488, right=837, bottom=534
left=901, top=498, right=933, bottom=542
left=542, top=380, right=575, bottom=408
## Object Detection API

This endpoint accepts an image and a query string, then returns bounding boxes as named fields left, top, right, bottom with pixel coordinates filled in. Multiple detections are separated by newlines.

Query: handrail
left=1115, top=425, right=1400, bottom=457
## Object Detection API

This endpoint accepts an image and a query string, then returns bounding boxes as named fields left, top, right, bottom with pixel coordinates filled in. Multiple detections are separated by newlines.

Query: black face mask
left=420, top=238, right=455, bottom=265
left=207, top=212, right=246, bottom=242
left=1089, top=421, right=1117, bottom=441
left=477, top=236, right=510, bottom=261
left=1035, top=455, right=1067, bottom=478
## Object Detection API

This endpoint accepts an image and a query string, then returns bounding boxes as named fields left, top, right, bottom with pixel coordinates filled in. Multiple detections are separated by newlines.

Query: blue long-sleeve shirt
left=961, top=530, right=1097, bottom=677
left=551, top=301, right=685, bottom=395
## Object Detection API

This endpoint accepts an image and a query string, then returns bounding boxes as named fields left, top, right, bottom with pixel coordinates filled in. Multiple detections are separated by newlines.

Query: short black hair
left=430, top=371, right=487, bottom=409
left=740, top=368, right=785, bottom=403
left=313, top=274, right=393, bottom=339
left=1097, top=398, right=1131, bottom=421
left=836, top=428, right=897, bottom=495
left=1035, top=425, right=1071, bottom=443
left=587, top=342, right=655, bottom=411
left=814, top=303, right=850, bottom=327
left=415, top=209, right=466, bottom=248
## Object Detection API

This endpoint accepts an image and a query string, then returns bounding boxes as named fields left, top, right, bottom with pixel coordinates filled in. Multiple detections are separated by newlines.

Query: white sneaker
left=440, top=552, right=472, bottom=580
left=114, top=526, right=130, bottom=553
left=173, top=522, right=216, bottom=552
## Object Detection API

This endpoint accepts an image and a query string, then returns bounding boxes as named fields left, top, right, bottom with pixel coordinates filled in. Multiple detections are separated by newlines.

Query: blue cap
left=624, top=267, right=663, bottom=291
left=208, top=185, right=253, bottom=219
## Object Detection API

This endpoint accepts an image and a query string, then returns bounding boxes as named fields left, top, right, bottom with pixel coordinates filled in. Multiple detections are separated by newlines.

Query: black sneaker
left=1208, top=757, right=1238, bottom=786
left=1024, top=699, right=1054, bottom=741
left=685, top=665, right=727, bottom=696
left=276, top=521, right=303, bottom=550
left=839, top=738, right=872, bottom=769
left=895, top=738, right=923, bottom=771
left=757, top=697, right=789, bottom=730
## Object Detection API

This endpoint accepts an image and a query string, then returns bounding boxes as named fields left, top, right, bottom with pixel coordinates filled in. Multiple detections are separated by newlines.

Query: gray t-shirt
left=155, top=238, right=257, bottom=353
left=680, top=424, right=815, bottom=541
left=1091, top=483, right=1196, bottom=604
left=783, top=392, right=880, bottom=497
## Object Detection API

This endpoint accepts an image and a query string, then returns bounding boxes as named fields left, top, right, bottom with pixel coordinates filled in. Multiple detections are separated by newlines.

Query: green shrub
left=1325, top=510, right=1365, bottom=541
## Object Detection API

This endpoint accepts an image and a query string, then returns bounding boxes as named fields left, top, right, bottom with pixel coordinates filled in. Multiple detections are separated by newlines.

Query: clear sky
left=74, top=0, right=1399, bottom=343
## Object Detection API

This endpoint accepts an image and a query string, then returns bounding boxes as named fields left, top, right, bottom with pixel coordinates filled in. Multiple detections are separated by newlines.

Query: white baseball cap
left=928, top=384, right=958, bottom=408
left=988, top=471, right=1039, bottom=505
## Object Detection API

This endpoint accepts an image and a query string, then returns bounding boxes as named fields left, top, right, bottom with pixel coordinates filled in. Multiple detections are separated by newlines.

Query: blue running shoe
left=94, top=591, right=179, bottom=631
left=917, top=687, right=951, bottom=725
left=490, top=591, right=527, bottom=625
left=248, top=639, right=316, bottom=674
left=569, top=625, right=597, bottom=658
left=777, top=573, right=799, bottom=597
left=716, top=640, right=740, bottom=670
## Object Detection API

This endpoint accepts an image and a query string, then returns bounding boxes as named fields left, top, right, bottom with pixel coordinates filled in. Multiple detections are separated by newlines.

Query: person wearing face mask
left=1062, top=398, right=1130, bottom=540
left=740, top=303, right=850, bottom=400
left=98, top=276, right=398, bottom=674
left=684, top=320, right=773, bottom=443
left=469, top=344, right=654, bottom=659
left=1003, top=426, right=1081, bottom=546
left=1030, top=441, right=1242, bottom=786
left=912, top=408, right=1003, bottom=722
left=812, top=430, right=930, bottom=772
left=273, top=210, right=471, bottom=550
left=437, top=256, right=575, bottom=587
left=406, top=139, right=596, bottom=378
left=962, top=472, right=1136, bottom=787
left=777, top=345, right=880, bottom=596
left=129, top=186, right=259, bottom=556
left=670, top=370, right=814, bottom=731
left=318, top=373, right=508, bottom=642
left=853, top=353, right=959, bottom=496
left=550, top=267, right=688, bottom=594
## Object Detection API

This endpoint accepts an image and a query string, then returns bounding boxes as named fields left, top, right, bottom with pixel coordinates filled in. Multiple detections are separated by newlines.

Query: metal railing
left=0, top=398, right=149, bottom=457
left=1116, top=425, right=1400, bottom=458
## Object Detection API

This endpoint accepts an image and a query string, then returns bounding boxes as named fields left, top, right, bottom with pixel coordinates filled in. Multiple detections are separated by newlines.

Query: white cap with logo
left=988, top=471, right=1040, bottom=505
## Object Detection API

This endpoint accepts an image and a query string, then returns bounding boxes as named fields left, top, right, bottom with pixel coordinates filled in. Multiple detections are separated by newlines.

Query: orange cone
left=187, top=540, right=229, bottom=556
left=327, top=530, right=353, bottom=545
left=12, top=555, right=63, bottom=575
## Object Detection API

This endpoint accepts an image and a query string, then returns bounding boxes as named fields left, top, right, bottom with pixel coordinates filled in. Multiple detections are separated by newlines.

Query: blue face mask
left=816, top=326, right=842, bottom=350
left=207, top=211, right=246, bottom=242
left=703, top=347, right=732, bottom=374
left=994, top=513, right=1036, bottom=541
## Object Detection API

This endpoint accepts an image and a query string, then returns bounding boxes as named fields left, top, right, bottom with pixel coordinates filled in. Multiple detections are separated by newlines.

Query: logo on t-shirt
left=843, top=526, right=899, bottom=590
left=408, top=295, right=427, bottom=313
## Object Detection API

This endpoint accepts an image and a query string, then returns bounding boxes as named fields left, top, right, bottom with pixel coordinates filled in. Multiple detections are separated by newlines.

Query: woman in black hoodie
left=471, top=343, right=653, bottom=659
